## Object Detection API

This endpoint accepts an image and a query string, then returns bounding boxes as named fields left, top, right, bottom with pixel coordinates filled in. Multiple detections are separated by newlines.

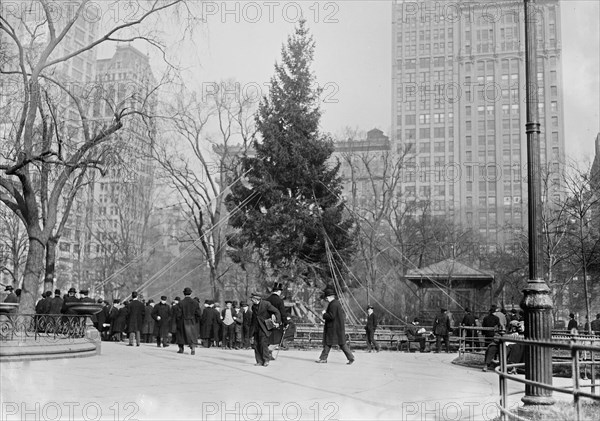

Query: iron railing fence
left=0, top=313, right=88, bottom=342
left=496, top=336, right=600, bottom=421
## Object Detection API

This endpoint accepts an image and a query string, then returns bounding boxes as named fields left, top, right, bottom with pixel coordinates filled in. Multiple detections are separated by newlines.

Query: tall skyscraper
left=82, top=44, right=158, bottom=296
left=392, top=0, right=565, bottom=246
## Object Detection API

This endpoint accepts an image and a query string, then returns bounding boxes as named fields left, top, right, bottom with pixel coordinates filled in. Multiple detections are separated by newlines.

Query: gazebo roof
left=405, top=259, right=494, bottom=283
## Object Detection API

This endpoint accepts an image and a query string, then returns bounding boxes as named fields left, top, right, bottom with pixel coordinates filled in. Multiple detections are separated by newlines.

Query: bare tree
left=151, top=82, right=256, bottom=301
left=0, top=0, right=193, bottom=311
left=0, top=208, right=28, bottom=286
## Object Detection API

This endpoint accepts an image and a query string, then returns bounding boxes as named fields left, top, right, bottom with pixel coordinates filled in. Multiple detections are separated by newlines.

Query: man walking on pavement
left=249, top=291, right=281, bottom=367
left=175, top=287, right=202, bottom=355
left=315, top=286, right=355, bottom=365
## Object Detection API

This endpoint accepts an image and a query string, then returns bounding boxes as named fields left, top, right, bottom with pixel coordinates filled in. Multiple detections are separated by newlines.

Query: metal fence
left=0, top=313, right=88, bottom=342
left=496, top=336, right=600, bottom=421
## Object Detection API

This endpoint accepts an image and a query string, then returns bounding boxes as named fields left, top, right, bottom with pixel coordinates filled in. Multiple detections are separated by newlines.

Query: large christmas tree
left=226, top=20, right=355, bottom=285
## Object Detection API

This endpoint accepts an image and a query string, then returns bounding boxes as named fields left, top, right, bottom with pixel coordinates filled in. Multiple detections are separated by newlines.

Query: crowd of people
left=4, top=283, right=600, bottom=369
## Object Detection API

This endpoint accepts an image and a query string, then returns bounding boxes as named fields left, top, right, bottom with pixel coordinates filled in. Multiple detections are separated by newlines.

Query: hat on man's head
left=204, top=299, right=210, bottom=304
left=113, top=298, right=121, bottom=304
left=464, top=308, right=471, bottom=313
left=250, top=291, right=262, bottom=299
left=147, top=299, right=155, bottom=304
left=413, top=317, right=420, bottom=323
left=272, top=282, right=284, bottom=292
left=79, top=288, right=88, bottom=295
left=54, top=289, right=61, bottom=295
left=97, top=298, right=104, bottom=304
left=367, top=304, right=374, bottom=310
left=174, top=296, right=181, bottom=301
left=161, top=296, right=167, bottom=301
left=183, top=287, right=192, bottom=295
left=322, top=286, right=336, bottom=297
left=240, top=301, right=248, bottom=307
left=4, top=285, right=13, bottom=291
left=490, top=305, right=498, bottom=312
left=569, top=313, right=575, bottom=318
left=131, top=291, right=138, bottom=298
left=440, top=307, right=447, bottom=312
left=232, top=301, right=238, bottom=307
left=68, top=287, right=77, bottom=293
left=225, top=300, right=232, bottom=304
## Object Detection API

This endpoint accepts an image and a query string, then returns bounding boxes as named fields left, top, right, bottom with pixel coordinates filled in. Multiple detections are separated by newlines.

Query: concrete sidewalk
left=1, top=342, right=519, bottom=420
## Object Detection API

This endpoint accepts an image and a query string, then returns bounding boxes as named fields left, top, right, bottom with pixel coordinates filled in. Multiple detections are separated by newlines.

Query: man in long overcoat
left=175, top=287, right=202, bottom=354
left=249, top=291, right=281, bottom=367
left=364, top=305, right=380, bottom=352
left=433, top=307, right=452, bottom=353
left=170, top=297, right=180, bottom=344
left=266, top=282, right=287, bottom=348
left=126, top=291, right=145, bottom=346
left=152, top=296, right=172, bottom=347
left=315, top=287, right=355, bottom=365
left=142, top=299, right=155, bottom=343
left=199, top=300, right=214, bottom=347
left=240, top=301, right=252, bottom=349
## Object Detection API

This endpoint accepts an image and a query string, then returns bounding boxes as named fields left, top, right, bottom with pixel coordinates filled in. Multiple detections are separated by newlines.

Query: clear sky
left=117, top=0, right=599, bottom=164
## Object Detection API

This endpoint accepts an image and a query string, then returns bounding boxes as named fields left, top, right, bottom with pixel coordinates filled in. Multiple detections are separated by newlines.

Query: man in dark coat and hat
left=316, top=287, right=355, bottom=365
left=199, top=299, right=215, bottom=347
left=175, top=287, right=202, bottom=354
left=364, top=305, right=380, bottom=352
left=3, top=285, right=18, bottom=303
left=266, top=282, right=288, bottom=350
left=240, top=301, right=252, bottom=349
left=61, top=287, right=79, bottom=313
left=152, top=296, right=172, bottom=347
left=249, top=291, right=281, bottom=366
left=79, top=289, right=95, bottom=303
left=460, top=308, right=477, bottom=350
left=482, top=306, right=500, bottom=346
left=49, top=289, right=63, bottom=314
left=433, top=307, right=452, bottom=353
left=126, top=291, right=145, bottom=346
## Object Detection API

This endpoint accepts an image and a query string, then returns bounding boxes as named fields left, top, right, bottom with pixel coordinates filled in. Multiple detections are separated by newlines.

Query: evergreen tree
left=226, top=20, right=355, bottom=285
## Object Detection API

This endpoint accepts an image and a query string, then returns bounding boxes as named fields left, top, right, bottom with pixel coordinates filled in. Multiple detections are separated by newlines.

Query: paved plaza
left=0, top=342, right=531, bottom=421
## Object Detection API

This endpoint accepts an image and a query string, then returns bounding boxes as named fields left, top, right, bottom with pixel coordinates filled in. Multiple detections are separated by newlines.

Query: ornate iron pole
left=520, top=0, right=554, bottom=408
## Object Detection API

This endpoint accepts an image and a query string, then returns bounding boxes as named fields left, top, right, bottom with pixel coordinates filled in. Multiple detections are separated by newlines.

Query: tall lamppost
left=520, top=0, right=554, bottom=408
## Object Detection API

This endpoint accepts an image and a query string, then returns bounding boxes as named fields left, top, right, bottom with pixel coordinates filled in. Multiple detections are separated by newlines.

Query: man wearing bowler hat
left=316, top=286, right=355, bottom=365
left=249, top=291, right=281, bottom=366
left=3, top=285, right=18, bottom=303
left=152, top=296, right=172, bottom=347
left=433, top=307, right=452, bottom=353
left=61, top=287, right=79, bottom=313
left=175, top=287, right=202, bottom=354
left=49, top=289, right=64, bottom=314
left=79, top=288, right=95, bottom=303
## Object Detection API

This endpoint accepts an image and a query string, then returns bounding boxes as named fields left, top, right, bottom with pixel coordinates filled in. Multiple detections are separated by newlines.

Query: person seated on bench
left=406, top=318, right=428, bottom=352
left=482, top=321, right=523, bottom=372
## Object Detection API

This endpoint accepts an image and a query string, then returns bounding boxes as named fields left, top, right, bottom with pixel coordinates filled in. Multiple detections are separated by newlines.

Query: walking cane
left=274, top=324, right=290, bottom=360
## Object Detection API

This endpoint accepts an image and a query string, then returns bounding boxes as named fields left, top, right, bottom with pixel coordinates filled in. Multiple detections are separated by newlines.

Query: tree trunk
left=44, top=236, right=58, bottom=292
left=19, top=235, right=46, bottom=313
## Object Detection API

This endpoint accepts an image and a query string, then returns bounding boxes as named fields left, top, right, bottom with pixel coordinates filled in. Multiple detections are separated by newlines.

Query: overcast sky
left=131, top=0, right=599, bottom=164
